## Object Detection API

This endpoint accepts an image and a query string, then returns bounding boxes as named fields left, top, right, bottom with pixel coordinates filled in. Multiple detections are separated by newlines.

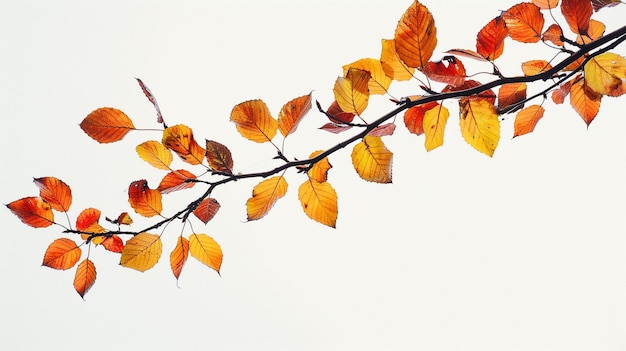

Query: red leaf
left=325, top=101, right=355, bottom=123
left=193, top=198, right=221, bottom=224
left=403, top=101, right=438, bottom=136
left=128, top=180, right=163, bottom=217
left=102, top=235, right=124, bottom=253
left=205, top=140, right=234, bottom=174
left=561, top=0, right=593, bottom=35
left=422, top=56, right=466, bottom=87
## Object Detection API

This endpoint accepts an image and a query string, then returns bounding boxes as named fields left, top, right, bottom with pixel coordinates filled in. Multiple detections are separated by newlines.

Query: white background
left=1, top=1, right=624, bottom=350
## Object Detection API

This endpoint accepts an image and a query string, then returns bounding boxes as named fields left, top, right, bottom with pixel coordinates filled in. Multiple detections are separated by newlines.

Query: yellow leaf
left=333, top=68, right=371, bottom=115
left=343, top=58, right=392, bottom=95
left=459, top=99, right=500, bottom=157
left=514, top=105, right=545, bottom=137
left=42, top=238, right=82, bottom=270
left=230, top=99, right=278, bottom=143
left=351, top=136, right=393, bottom=183
left=277, top=92, right=313, bottom=137
left=162, top=124, right=205, bottom=165
left=189, top=233, right=223, bottom=274
left=380, top=39, right=415, bottom=81
left=136, top=140, right=173, bottom=170
left=307, top=150, right=332, bottom=183
left=170, top=236, right=189, bottom=282
left=298, top=179, right=338, bottom=228
left=584, top=52, right=626, bottom=96
left=73, top=259, right=96, bottom=299
left=394, top=0, right=437, bottom=69
left=423, top=103, right=450, bottom=151
left=120, top=233, right=162, bottom=272
left=246, top=176, right=288, bottom=221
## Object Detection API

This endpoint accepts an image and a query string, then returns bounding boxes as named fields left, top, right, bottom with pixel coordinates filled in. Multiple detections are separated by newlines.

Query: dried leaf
left=120, top=233, right=162, bottom=272
left=298, top=179, right=338, bottom=228
left=333, top=68, right=371, bottom=115
left=351, top=136, right=393, bottom=183
left=189, top=233, right=222, bottom=274
left=162, top=124, right=206, bottom=165
left=6, top=197, right=54, bottom=228
left=513, top=105, right=545, bottom=137
left=246, top=176, right=288, bottom=221
left=74, top=259, right=96, bottom=299
left=80, top=107, right=135, bottom=143
left=128, top=180, right=162, bottom=217
left=368, top=123, right=396, bottom=137
left=445, top=49, right=489, bottom=62
left=343, top=58, right=392, bottom=95
left=591, top=0, right=621, bottom=12
left=136, top=141, right=173, bottom=170
left=230, top=99, right=278, bottom=143
left=205, top=140, right=234, bottom=173
left=459, top=99, right=500, bottom=157
left=278, top=92, right=313, bottom=136
left=319, top=123, right=353, bottom=134
left=136, top=78, right=163, bottom=124
left=170, top=236, right=189, bottom=281
left=394, top=0, right=437, bottom=69
left=422, top=56, right=466, bottom=87
left=42, top=238, right=81, bottom=270
left=193, top=198, right=221, bottom=224
left=156, top=170, right=196, bottom=194
left=502, top=3, right=545, bottom=43
left=552, top=79, right=573, bottom=104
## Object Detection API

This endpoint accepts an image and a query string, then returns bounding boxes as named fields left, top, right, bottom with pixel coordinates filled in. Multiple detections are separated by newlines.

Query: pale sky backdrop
left=1, top=1, right=624, bottom=350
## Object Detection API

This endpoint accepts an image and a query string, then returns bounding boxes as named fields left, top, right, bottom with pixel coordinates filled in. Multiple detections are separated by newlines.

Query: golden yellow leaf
left=74, top=259, right=96, bottom=299
left=230, top=99, right=278, bottom=143
left=298, top=179, right=338, bottom=228
left=162, top=124, right=206, bottom=165
left=459, top=99, right=500, bottom=157
left=189, top=233, right=223, bottom=274
left=532, top=0, right=559, bottom=9
left=333, top=68, right=371, bottom=115
left=120, top=233, right=162, bottom=272
left=570, top=78, right=602, bottom=125
left=42, top=238, right=82, bottom=270
left=136, top=140, right=173, bottom=170
left=246, top=176, right=288, bottom=221
left=307, top=150, right=332, bottom=183
left=423, top=103, right=450, bottom=151
left=277, top=93, right=313, bottom=137
left=513, top=105, right=545, bottom=137
left=394, top=0, right=437, bottom=69
left=343, top=58, right=392, bottom=95
left=170, top=236, right=188, bottom=281
left=584, top=52, right=626, bottom=96
left=380, top=39, right=415, bottom=81
left=351, top=136, right=393, bottom=183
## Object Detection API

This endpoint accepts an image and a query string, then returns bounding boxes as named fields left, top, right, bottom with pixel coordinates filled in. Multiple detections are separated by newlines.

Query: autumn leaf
left=343, top=58, right=392, bottom=95
left=333, top=68, right=371, bottom=115
left=394, top=0, right=437, bottom=69
left=570, top=78, right=602, bottom=125
left=230, top=99, right=278, bottom=143
left=170, top=236, right=189, bottom=282
left=576, top=19, right=605, bottom=44
left=446, top=49, right=489, bottom=62
left=120, top=233, right=162, bottom=272
left=591, top=0, right=621, bottom=12
left=514, top=105, right=545, bottom=137
left=136, top=140, right=173, bottom=170
left=543, top=24, right=565, bottom=46
left=42, top=238, right=82, bottom=270
left=532, top=0, right=560, bottom=9
left=298, top=179, right=338, bottom=228
left=368, top=123, right=396, bottom=137
left=156, top=170, right=196, bottom=194
left=443, top=80, right=496, bottom=104
left=32, top=177, right=72, bottom=213
left=319, top=123, right=352, bottom=134
left=102, top=235, right=124, bottom=253
left=189, top=233, right=222, bottom=274
left=193, top=198, right=221, bottom=224
left=276, top=92, right=313, bottom=137
left=521, top=60, right=553, bottom=76
left=422, top=56, right=466, bottom=87
left=552, top=79, right=573, bottom=104
left=476, top=16, right=508, bottom=61
left=128, top=180, right=163, bottom=217
left=307, top=150, right=332, bottom=183
left=403, top=101, right=438, bottom=136
left=459, top=99, right=500, bottom=157
left=502, top=3, right=544, bottom=43
left=584, top=52, right=626, bottom=96
left=205, top=140, right=234, bottom=173
left=162, top=124, right=206, bottom=165
left=136, top=78, right=163, bottom=124
left=74, top=259, right=96, bottom=299
left=76, top=208, right=106, bottom=244
left=380, top=39, right=415, bottom=81
left=324, top=100, right=356, bottom=124
left=116, top=212, right=133, bottom=225
left=561, top=0, right=593, bottom=34
left=351, top=136, right=393, bottom=183
left=80, top=107, right=135, bottom=143
left=7, top=197, right=54, bottom=228
left=423, top=103, right=450, bottom=151
left=246, top=176, right=288, bottom=221
left=498, top=83, right=527, bottom=111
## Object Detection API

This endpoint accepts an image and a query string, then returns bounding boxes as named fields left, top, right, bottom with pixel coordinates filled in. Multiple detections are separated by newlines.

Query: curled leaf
left=162, top=124, right=206, bottom=165
left=343, top=58, right=392, bottom=95
left=170, top=236, right=189, bottom=282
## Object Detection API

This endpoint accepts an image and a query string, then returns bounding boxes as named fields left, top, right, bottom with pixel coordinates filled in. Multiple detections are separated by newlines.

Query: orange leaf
left=422, top=56, right=466, bottom=87
left=74, top=259, right=96, bottom=299
left=502, top=3, right=544, bottom=43
left=521, top=60, right=553, bottom=76
left=33, top=177, right=72, bottom=212
left=76, top=208, right=106, bottom=244
left=543, top=24, right=564, bottom=46
left=230, top=99, right=278, bottom=143
left=343, top=58, right=392, bottom=95
left=162, top=124, right=206, bottom=165
left=193, top=198, right=221, bottom=224
left=277, top=92, right=313, bottom=137
left=443, top=80, right=496, bottom=104
left=513, top=105, right=545, bottom=137
left=333, top=68, right=371, bottom=115
left=42, top=238, right=82, bottom=270
left=128, top=180, right=162, bottom=217
left=116, top=212, right=133, bottom=225
left=532, top=0, right=560, bottom=9
left=246, top=176, right=288, bottom=221
left=403, top=101, right=438, bottom=136
left=423, top=103, right=450, bottom=151
left=394, top=0, right=437, bottom=69
left=325, top=100, right=356, bottom=124
left=6, top=197, right=54, bottom=228
left=189, top=233, right=223, bottom=274
left=584, top=52, right=626, bottom=96
left=156, top=170, right=196, bottom=194
left=552, top=79, right=573, bottom=104
left=136, top=140, right=173, bottom=170
left=561, top=0, right=593, bottom=35
left=351, top=136, right=393, bottom=183
left=498, top=82, right=528, bottom=111
left=476, top=16, right=508, bottom=61
left=120, top=233, right=162, bottom=272
left=205, top=140, right=234, bottom=174
left=380, top=39, right=415, bottom=81
left=80, top=107, right=135, bottom=143
left=570, top=78, right=602, bottom=125
left=307, top=150, right=332, bottom=183
left=298, top=179, right=338, bottom=228
left=591, top=0, right=621, bottom=12
left=170, top=236, right=189, bottom=282
left=576, top=19, right=605, bottom=44
left=102, top=235, right=124, bottom=253
left=459, top=99, right=500, bottom=157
